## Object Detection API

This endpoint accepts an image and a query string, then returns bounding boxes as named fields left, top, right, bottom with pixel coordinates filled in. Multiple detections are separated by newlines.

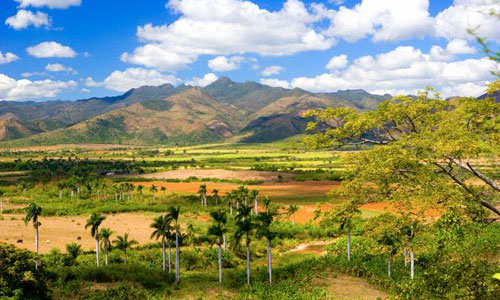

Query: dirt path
left=317, top=273, right=389, bottom=300
left=285, top=240, right=331, bottom=255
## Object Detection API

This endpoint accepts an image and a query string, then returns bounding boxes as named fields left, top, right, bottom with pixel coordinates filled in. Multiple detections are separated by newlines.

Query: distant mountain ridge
left=0, top=77, right=394, bottom=146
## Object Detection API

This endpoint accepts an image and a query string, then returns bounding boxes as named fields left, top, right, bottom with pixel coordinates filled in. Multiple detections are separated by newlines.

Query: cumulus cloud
left=45, top=63, right=78, bottom=74
left=0, top=73, right=77, bottom=100
left=27, top=42, right=76, bottom=58
left=14, top=0, right=81, bottom=9
left=100, top=68, right=180, bottom=92
left=80, top=88, right=90, bottom=93
left=0, top=52, right=19, bottom=64
left=208, top=56, right=244, bottom=72
left=186, top=73, right=218, bottom=87
left=325, top=0, right=434, bottom=42
left=5, top=10, right=51, bottom=30
left=260, top=78, right=290, bottom=89
left=121, top=0, right=334, bottom=71
left=261, top=66, right=284, bottom=76
left=326, top=54, right=348, bottom=71
left=291, top=45, right=497, bottom=97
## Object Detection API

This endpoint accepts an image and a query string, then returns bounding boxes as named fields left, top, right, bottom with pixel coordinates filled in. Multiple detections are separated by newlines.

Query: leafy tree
left=113, top=233, right=138, bottom=264
left=325, top=201, right=360, bottom=262
left=65, top=242, right=82, bottom=266
left=208, top=209, right=227, bottom=284
left=149, top=184, right=158, bottom=202
left=160, top=186, right=167, bottom=201
left=85, top=212, right=106, bottom=267
left=137, top=184, right=144, bottom=202
left=256, top=206, right=276, bottom=286
left=212, top=189, right=220, bottom=205
left=24, top=202, right=42, bottom=269
left=167, top=206, right=181, bottom=284
left=100, top=227, right=113, bottom=266
left=150, top=215, right=172, bottom=272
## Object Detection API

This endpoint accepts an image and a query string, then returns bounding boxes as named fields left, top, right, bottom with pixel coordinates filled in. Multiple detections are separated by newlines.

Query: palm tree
left=235, top=202, right=254, bottom=285
left=262, top=196, right=272, bottom=213
left=100, top=228, right=113, bottom=266
left=66, top=242, right=82, bottom=266
left=198, top=184, right=207, bottom=206
left=24, top=202, right=42, bottom=269
left=332, top=201, right=360, bottom=262
left=85, top=212, right=106, bottom=267
left=137, top=184, right=144, bottom=201
left=113, top=233, right=138, bottom=264
left=160, top=186, right=167, bottom=201
left=256, top=210, right=276, bottom=286
left=150, top=184, right=158, bottom=202
left=287, top=205, right=299, bottom=225
left=212, top=189, right=220, bottom=205
left=250, top=190, right=259, bottom=214
left=56, top=182, right=65, bottom=200
left=151, top=215, right=172, bottom=272
left=167, top=206, right=181, bottom=284
left=208, top=210, right=227, bottom=284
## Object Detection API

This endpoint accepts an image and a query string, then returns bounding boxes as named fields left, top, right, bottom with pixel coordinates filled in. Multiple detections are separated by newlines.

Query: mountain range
left=0, top=77, right=494, bottom=146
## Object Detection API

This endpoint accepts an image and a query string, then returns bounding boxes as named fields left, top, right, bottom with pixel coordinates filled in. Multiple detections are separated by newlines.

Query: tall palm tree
left=256, top=210, right=276, bottom=286
left=113, top=233, right=138, bottom=264
left=100, top=228, right=113, bottom=266
left=262, top=196, right=272, bottom=213
left=167, top=206, right=181, bottom=284
left=56, top=182, right=65, bottom=200
left=137, top=184, right=144, bottom=202
left=160, top=186, right=167, bottom=201
left=198, top=184, right=207, bottom=206
left=287, top=205, right=299, bottom=225
left=24, top=202, right=42, bottom=269
left=249, top=190, right=259, bottom=215
left=235, top=202, right=254, bottom=285
left=150, top=184, right=158, bottom=202
left=212, top=189, right=220, bottom=205
left=208, top=210, right=227, bottom=284
left=151, top=215, right=172, bottom=272
left=332, top=201, right=360, bottom=262
left=85, top=212, right=106, bottom=267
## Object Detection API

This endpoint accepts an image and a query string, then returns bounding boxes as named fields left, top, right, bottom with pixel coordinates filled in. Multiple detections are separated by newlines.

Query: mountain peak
left=208, top=76, right=234, bottom=87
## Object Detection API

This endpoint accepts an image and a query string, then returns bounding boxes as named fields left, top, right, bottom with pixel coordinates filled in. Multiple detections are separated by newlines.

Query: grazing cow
left=16, top=239, right=23, bottom=244
left=46, top=240, right=50, bottom=244
left=77, top=236, right=81, bottom=240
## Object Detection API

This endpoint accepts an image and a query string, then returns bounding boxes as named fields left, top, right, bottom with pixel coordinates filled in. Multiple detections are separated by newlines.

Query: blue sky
left=0, top=0, right=499, bottom=101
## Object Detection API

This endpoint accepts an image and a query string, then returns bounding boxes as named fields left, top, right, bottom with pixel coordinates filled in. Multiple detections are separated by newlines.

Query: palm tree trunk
left=246, top=233, right=251, bottom=285
left=168, top=241, right=172, bottom=273
left=105, top=250, right=108, bottom=266
left=124, top=250, right=127, bottom=264
left=347, top=229, right=351, bottom=262
left=404, top=247, right=408, bottom=267
left=223, top=233, right=227, bottom=252
left=96, top=236, right=100, bottom=267
left=35, top=226, right=39, bottom=270
left=410, top=250, right=414, bottom=280
left=388, top=256, right=391, bottom=277
left=175, top=231, right=180, bottom=284
left=218, top=237, right=222, bottom=284
left=162, top=238, right=166, bottom=272
left=292, top=214, right=295, bottom=225
left=255, top=200, right=258, bottom=215
left=267, top=239, right=272, bottom=287
left=229, top=204, right=233, bottom=216
left=59, top=190, right=62, bottom=200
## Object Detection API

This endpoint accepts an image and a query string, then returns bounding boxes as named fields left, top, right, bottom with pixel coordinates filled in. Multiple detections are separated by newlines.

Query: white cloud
left=207, top=56, right=244, bottom=72
left=262, top=65, right=284, bottom=76
left=5, top=10, right=51, bottom=30
left=15, top=0, right=81, bottom=9
left=291, top=45, right=497, bottom=97
left=0, top=52, right=19, bottom=64
left=325, top=0, right=434, bottom=42
left=445, top=39, right=477, bottom=55
left=81, top=88, right=90, bottom=93
left=84, top=77, right=102, bottom=87
left=45, top=63, right=78, bottom=74
left=186, top=73, right=218, bottom=87
left=260, top=78, right=290, bottom=89
left=0, top=73, right=77, bottom=100
left=326, top=54, right=348, bottom=71
left=27, top=41, right=76, bottom=58
left=121, top=0, right=334, bottom=71
left=101, top=68, right=180, bottom=92
left=434, top=0, right=500, bottom=43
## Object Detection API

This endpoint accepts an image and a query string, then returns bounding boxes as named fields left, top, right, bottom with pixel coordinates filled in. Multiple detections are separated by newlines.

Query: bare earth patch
left=317, top=273, right=388, bottom=300
left=0, top=212, right=161, bottom=254
left=139, top=169, right=294, bottom=183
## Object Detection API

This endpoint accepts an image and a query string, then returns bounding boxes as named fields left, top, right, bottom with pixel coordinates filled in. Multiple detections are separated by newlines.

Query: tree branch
left=449, top=157, right=500, bottom=192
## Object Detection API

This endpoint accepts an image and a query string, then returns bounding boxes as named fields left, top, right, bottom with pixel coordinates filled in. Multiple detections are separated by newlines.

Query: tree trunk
left=229, top=204, right=233, bottom=216
left=292, top=214, right=295, bottom=225
left=124, top=250, right=127, bottom=264
left=96, top=236, right=100, bottom=267
left=403, top=247, right=408, bottom=267
left=218, top=237, right=222, bottom=284
left=35, top=226, right=39, bottom=270
left=223, top=233, right=227, bottom=252
left=0, top=199, right=2, bottom=214
left=203, top=194, right=207, bottom=206
left=175, top=231, right=180, bottom=284
left=255, top=200, right=258, bottom=215
left=168, top=241, right=172, bottom=273
left=162, top=238, right=166, bottom=272
left=105, top=250, right=108, bottom=266
left=59, top=190, right=62, bottom=200
left=246, top=233, right=251, bottom=285
left=347, top=229, right=351, bottom=262
left=267, top=239, right=272, bottom=287
left=410, top=250, right=414, bottom=280
left=388, top=256, right=391, bottom=277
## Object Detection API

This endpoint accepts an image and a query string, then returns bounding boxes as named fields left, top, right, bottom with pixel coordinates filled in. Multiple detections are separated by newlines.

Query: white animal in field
left=46, top=240, right=50, bottom=244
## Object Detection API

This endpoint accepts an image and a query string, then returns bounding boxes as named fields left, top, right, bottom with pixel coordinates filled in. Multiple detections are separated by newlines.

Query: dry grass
left=140, top=169, right=293, bottom=183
